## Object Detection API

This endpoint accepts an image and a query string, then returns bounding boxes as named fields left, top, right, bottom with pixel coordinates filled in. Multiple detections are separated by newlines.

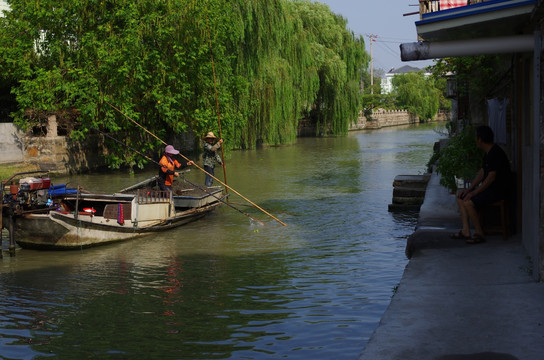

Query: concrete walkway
left=359, top=172, right=544, bottom=360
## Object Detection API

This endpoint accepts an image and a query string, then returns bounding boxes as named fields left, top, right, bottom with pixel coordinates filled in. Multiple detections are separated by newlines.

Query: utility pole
left=366, top=34, right=378, bottom=94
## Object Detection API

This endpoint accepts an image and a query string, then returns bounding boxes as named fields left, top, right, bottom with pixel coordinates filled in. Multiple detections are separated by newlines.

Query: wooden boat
left=2, top=177, right=226, bottom=250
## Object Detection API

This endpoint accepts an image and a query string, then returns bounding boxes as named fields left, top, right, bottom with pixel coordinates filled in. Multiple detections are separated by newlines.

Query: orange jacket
left=159, top=155, right=181, bottom=186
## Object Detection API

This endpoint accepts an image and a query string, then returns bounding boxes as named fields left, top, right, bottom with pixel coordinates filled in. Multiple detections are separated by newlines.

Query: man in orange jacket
left=158, top=145, right=194, bottom=192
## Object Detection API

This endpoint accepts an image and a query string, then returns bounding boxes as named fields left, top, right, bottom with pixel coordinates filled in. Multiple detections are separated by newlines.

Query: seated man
left=451, top=125, right=511, bottom=243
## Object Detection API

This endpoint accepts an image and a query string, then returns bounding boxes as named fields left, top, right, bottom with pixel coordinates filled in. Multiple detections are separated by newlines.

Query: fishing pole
left=105, top=101, right=287, bottom=226
left=93, top=127, right=266, bottom=225
left=178, top=176, right=268, bottom=225
left=227, top=201, right=297, bottom=217
left=204, top=2, right=228, bottom=193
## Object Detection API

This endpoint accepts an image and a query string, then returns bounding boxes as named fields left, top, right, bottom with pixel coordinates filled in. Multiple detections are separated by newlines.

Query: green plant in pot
left=434, top=125, right=484, bottom=193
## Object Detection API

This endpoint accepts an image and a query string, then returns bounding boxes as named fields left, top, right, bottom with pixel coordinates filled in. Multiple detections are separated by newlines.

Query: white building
left=381, top=65, right=425, bottom=94
left=0, top=0, right=9, bottom=17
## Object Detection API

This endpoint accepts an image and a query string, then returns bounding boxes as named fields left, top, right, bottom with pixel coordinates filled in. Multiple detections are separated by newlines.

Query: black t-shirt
left=482, top=144, right=511, bottom=195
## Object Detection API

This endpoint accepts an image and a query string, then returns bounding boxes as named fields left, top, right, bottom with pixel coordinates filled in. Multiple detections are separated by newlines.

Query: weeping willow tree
left=206, top=0, right=368, bottom=147
left=292, top=1, right=366, bottom=136
left=0, top=0, right=368, bottom=167
left=391, top=72, right=441, bottom=121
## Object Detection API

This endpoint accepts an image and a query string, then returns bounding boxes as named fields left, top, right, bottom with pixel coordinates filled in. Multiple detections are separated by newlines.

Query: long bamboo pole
left=94, top=127, right=265, bottom=226
left=105, top=102, right=287, bottom=226
left=204, top=7, right=228, bottom=194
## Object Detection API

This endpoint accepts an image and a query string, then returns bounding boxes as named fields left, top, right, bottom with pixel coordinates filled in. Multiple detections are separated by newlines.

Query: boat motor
left=10, top=178, right=51, bottom=209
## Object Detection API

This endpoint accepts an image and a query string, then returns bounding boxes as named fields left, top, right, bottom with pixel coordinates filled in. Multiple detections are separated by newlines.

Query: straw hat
left=204, top=131, right=217, bottom=140
left=164, top=145, right=179, bottom=155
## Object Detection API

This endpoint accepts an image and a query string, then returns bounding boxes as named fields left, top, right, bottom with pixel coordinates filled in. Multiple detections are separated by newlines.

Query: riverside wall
left=349, top=109, right=449, bottom=131
left=0, top=123, right=25, bottom=164
left=298, top=110, right=449, bottom=136
left=0, top=119, right=196, bottom=174
left=0, top=122, right=108, bottom=174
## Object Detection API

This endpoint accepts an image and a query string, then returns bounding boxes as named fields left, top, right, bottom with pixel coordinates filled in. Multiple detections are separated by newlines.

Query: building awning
left=400, top=34, right=534, bottom=61
left=416, top=0, right=536, bottom=42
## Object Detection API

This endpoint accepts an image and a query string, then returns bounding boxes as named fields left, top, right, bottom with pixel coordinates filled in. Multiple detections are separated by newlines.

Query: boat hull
left=7, top=201, right=222, bottom=250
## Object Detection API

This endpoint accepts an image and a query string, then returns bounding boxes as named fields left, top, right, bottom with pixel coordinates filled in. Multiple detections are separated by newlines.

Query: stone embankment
left=350, top=110, right=417, bottom=130
left=0, top=122, right=108, bottom=173
left=350, top=109, right=449, bottom=131
left=0, top=116, right=195, bottom=174
left=298, top=110, right=449, bottom=136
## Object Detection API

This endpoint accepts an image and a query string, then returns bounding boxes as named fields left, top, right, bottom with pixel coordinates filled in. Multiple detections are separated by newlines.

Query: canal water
left=0, top=123, right=444, bottom=359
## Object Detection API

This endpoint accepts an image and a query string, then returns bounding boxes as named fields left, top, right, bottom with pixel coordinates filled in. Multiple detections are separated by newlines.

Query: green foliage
left=360, top=70, right=382, bottom=95
left=432, top=55, right=506, bottom=102
left=360, top=66, right=448, bottom=120
left=0, top=0, right=369, bottom=168
left=285, top=1, right=367, bottom=137
left=434, top=76, right=451, bottom=112
left=361, top=93, right=396, bottom=118
left=391, top=71, right=441, bottom=121
left=434, top=126, right=484, bottom=192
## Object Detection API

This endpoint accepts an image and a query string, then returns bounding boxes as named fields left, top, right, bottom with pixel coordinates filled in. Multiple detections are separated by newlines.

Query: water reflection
left=0, top=123, right=444, bottom=359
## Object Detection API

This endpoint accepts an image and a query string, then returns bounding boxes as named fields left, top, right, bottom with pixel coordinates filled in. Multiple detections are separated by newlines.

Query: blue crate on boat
left=48, top=184, right=78, bottom=196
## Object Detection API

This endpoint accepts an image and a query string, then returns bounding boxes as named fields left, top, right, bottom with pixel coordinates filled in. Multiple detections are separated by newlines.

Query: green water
left=0, top=123, right=445, bottom=359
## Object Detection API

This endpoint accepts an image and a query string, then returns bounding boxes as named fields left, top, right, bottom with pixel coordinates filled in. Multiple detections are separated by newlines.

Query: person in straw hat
left=158, top=144, right=194, bottom=192
left=203, top=131, right=223, bottom=186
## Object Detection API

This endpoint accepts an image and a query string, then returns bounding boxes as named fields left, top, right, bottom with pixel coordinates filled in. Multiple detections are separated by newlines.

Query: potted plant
left=433, top=125, right=484, bottom=193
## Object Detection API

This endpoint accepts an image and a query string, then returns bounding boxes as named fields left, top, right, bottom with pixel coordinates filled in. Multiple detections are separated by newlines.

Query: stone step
left=391, top=196, right=424, bottom=205
left=392, top=174, right=430, bottom=189
left=388, top=174, right=430, bottom=212
left=388, top=203, right=422, bottom=211
left=393, top=186, right=427, bottom=198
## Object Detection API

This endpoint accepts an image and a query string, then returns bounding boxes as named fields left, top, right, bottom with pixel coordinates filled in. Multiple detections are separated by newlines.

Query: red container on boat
left=19, top=177, right=51, bottom=190
left=41, top=177, right=51, bottom=189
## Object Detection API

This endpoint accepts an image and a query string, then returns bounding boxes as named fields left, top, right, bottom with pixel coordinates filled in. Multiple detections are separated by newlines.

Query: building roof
left=387, top=65, right=421, bottom=75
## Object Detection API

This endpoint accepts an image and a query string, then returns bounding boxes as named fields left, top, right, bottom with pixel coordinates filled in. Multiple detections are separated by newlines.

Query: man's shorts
left=471, top=189, right=503, bottom=210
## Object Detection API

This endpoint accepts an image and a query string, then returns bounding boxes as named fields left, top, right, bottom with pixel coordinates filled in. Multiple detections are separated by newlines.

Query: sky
left=315, top=0, right=435, bottom=73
